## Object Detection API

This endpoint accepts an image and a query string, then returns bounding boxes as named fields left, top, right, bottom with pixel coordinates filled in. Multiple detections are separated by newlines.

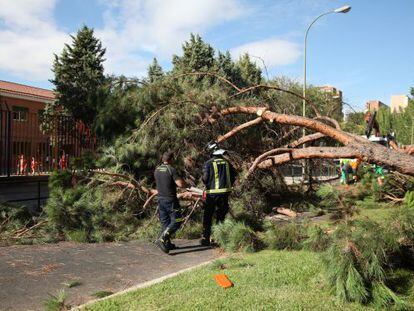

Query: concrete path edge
left=73, top=257, right=222, bottom=310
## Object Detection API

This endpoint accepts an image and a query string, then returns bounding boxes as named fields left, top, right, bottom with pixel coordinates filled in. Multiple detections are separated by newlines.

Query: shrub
left=66, top=229, right=89, bottom=243
left=263, top=221, right=304, bottom=250
left=316, top=184, right=359, bottom=221
left=45, top=171, right=144, bottom=243
left=302, top=225, right=331, bottom=252
left=48, top=170, right=73, bottom=190
left=176, top=221, right=203, bottom=239
left=323, top=219, right=402, bottom=307
left=45, top=186, right=89, bottom=235
left=212, top=219, right=258, bottom=252
left=133, top=218, right=160, bottom=241
left=390, top=191, right=414, bottom=248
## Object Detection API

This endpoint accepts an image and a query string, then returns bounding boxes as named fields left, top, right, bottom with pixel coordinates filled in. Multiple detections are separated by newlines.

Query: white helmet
left=213, top=149, right=226, bottom=155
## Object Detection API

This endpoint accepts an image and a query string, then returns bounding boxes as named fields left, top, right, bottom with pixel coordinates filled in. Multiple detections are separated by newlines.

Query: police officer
left=201, top=148, right=236, bottom=246
left=154, top=151, right=187, bottom=254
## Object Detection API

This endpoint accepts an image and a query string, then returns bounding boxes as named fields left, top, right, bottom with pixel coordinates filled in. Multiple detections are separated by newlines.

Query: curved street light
left=301, top=5, right=351, bottom=185
left=302, top=5, right=351, bottom=123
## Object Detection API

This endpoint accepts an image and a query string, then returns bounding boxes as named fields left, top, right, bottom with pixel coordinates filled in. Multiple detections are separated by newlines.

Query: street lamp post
left=302, top=5, right=351, bottom=123
left=302, top=5, right=351, bottom=186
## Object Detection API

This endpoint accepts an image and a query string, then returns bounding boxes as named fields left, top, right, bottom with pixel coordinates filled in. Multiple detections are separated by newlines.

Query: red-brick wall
left=3, top=96, right=46, bottom=113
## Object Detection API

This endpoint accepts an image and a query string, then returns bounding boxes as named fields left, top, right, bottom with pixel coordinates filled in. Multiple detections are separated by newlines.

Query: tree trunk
left=214, top=106, right=414, bottom=176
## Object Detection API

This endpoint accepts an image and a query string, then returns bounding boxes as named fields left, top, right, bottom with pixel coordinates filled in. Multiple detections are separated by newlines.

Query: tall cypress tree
left=147, top=58, right=164, bottom=83
left=236, top=53, right=262, bottom=87
left=216, top=51, right=242, bottom=84
left=172, top=34, right=215, bottom=74
left=50, top=26, right=106, bottom=125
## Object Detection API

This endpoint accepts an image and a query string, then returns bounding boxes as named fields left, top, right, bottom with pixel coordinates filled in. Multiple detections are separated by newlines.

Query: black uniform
left=201, top=156, right=236, bottom=241
left=154, top=164, right=184, bottom=239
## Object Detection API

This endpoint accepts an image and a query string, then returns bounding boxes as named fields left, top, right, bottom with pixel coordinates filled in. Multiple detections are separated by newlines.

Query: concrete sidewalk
left=0, top=240, right=220, bottom=311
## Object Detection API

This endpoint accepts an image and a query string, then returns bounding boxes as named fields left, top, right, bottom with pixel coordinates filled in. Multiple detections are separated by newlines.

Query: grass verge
left=84, top=250, right=381, bottom=311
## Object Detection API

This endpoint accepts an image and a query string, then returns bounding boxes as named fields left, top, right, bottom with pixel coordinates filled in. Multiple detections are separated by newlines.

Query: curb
left=72, top=258, right=220, bottom=310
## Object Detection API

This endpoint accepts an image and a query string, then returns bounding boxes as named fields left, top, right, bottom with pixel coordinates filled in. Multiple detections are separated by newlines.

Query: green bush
left=48, top=170, right=73, bottom=190
left=176, top=221, right=203, bottom=239
left=323, top=219, right=402, bottom=307
left=133, top=218, right=160, bottom=241
left=0, top=202, right=34, bottom=232
left=391, top=191, right=414, bottom=247
left=45, top=171, right=142, bottom=243
left=302, top=225, right=331, bottom=252
left=316, top=184, right=360, bottom=220
left=45, top=186, right=89, bottom=233
left=263, top=221, right=304, bottom=250
left=212, top=219, right=258, bottom=252
left=66, top=229, right=89, bottom=243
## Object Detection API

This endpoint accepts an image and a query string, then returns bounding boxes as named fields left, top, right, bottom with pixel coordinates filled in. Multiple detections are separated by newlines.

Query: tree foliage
left=50, top=25, right=106, bottom=125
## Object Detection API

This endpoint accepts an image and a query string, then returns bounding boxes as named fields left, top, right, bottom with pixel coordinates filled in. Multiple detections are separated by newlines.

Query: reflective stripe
left=207, top=159, right=232, bottom=194
left=225, top=162, right=231, bottom=188
left=206, top=188, right=231, bottom=194
left=213, top=161, right=219, bottom=190
left=175, top=217, right=184, bottom=222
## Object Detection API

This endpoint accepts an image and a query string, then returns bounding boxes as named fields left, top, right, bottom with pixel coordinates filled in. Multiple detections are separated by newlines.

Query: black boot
left=166, top=237, right=177, bottom=250
left=200, top=237, right=211, bottom=246
left=155, top=238, right=169, bottom=254
left=155, top=229, right=171, bottom=254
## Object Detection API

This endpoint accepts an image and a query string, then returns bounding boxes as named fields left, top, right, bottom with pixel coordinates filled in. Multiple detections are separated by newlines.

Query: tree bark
left=215, top=106, right=414, bottom=176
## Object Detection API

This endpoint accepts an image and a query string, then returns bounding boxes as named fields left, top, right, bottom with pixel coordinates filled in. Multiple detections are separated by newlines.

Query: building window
left=38, top=109, right=45, bottom=123
left=12, top=106, right=29, bottom=122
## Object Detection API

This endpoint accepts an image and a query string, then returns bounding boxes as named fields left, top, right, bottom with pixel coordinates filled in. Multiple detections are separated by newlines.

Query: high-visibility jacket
left=202, top=156, right=236, bottom=194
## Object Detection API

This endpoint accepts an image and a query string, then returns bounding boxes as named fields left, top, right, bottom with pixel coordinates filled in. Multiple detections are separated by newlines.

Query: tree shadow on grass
left=386, top=269, right=414, bottom=296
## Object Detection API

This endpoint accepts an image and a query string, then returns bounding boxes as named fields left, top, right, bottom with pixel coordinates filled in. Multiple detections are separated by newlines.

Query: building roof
left=0, top=80, right=55, bottom=101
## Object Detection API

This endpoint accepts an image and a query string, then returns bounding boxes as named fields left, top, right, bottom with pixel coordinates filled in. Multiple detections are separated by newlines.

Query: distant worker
left=339, top=158, right=353, bottom=185
left=154, top=151, right=187, bottom=254
left=201, top=146, right=236, bottom=246
left=349, top=158, right=362, bottom=183
left=373, top=164, right=385, bottom=186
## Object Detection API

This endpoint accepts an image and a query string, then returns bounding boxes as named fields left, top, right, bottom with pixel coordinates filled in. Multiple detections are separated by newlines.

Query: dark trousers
left=158, top=197, right=183, bottom=237
left=202, top=194, right=230, bottom=240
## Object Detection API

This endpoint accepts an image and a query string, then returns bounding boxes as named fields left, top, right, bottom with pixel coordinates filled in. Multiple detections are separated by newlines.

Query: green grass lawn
left=84, top=250, right=373, bottom=311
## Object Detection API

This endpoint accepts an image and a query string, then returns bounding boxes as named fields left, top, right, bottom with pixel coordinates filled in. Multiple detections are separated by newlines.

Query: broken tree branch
left=214, top=106, right=414, bottom=175
left=230, top=84, right=322, bottom=117
left=257, top=147, right=357, bottom=169
left=217, top=117, right=264, bottom=143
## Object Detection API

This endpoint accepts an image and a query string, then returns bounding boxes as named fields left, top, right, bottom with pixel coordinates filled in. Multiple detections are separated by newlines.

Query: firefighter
left=201, top=148, right=236, bottom=246
left=154, top=151, right=187, bottom=254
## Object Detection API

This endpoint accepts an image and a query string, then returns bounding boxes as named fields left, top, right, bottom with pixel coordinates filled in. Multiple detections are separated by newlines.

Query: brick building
left=318, top=85, right=344, bottom=120
left=0, top=80, right=97, bottom=176
left=390, top=95, right=409, bottom=113
left=0, top=81, right=55, bottom=173
left=366, top=100, right=388, bottom=112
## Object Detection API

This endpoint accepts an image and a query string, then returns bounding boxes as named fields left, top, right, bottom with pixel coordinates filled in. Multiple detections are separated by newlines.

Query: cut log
left=275, top=208, right=297, bottom=218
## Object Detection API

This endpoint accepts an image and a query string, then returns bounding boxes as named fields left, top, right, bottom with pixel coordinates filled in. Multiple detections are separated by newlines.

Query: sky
left=0, top=0, right=413, bottom=111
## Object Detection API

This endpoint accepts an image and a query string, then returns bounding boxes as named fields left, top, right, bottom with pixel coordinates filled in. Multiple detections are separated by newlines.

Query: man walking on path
left=154, top=151, right=187, bottom=254
left=201, top=148, right=236, bottom=246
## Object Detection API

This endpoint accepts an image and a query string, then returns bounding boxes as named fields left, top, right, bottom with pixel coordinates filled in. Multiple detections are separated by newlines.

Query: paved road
left=0, top=240, right=220, bottom=311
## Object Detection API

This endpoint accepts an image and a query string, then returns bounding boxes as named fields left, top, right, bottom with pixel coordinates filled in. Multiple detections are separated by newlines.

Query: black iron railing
left=0, top=107, right=98, bottom=177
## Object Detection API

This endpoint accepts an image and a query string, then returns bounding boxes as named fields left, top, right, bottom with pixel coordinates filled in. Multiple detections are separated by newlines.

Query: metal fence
left=0, top=107, right=98, bottom=177
left=280, top=159, right=340, bottom=184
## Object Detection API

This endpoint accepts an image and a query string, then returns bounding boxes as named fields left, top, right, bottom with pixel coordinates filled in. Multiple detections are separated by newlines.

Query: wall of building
left=390, top=95, right=409, bottom=113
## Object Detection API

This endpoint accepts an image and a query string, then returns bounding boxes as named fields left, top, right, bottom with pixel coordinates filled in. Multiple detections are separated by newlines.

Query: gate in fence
left=0, top=106, right=98, bottom=177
